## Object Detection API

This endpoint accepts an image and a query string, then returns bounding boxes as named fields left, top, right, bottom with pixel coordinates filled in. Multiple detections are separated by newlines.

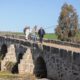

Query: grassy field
left=0, top=71, right=35, bottom=79
left=12, top=32, right=58, bottom=39
left=44, top=33, right=57, bottom=39
left=0, top=71, right=19, bottom=78
left=44, top=32, right=80, bottom=40
left=1, top=31, right=80, bottom=40
left=0, top=31, right=58, bottom=39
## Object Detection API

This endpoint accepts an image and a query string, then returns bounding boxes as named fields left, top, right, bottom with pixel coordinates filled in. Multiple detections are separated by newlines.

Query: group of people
left=24, top=27, right=45, bottom=43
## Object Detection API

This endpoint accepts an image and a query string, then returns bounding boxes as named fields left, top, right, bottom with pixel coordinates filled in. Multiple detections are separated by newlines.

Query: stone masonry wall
left=0, top=36, right=80, bottom=80
left=32, top=43, right=80, bottom=80
left=43, top=46, right=80, bottom=80
left=18, top=48, right=34, bottom=74
left=1, top=44, right=17, bottom=71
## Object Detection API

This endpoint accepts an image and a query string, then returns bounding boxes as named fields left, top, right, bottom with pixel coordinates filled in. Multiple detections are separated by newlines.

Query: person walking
left=31, top=26, right=37, bottom=42
left=24, top=27, right=30, bottom=40
left=38, top=27, right=45, bottom=43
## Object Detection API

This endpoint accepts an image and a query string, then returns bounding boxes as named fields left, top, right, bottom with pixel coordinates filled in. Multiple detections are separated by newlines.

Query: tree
left=55, top=3, right=78, bottom=41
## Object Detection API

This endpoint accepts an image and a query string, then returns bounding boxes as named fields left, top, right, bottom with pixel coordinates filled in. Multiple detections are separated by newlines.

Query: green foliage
left=55, top=3, right=78, bottom=41
left=44, top=33, right=57, bottom=39
left=70, top=31, right=80, bottom=42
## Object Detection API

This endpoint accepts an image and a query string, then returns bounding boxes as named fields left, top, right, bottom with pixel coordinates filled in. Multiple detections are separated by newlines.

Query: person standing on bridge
left=31, top=25, right=38, bottom=42
left=38, top=27, right=45, bottom=43
left=24, top=26, right=30, bottom=40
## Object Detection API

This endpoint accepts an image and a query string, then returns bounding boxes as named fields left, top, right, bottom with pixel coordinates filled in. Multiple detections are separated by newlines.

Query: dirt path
left=37, top=42, right=80, bottom=53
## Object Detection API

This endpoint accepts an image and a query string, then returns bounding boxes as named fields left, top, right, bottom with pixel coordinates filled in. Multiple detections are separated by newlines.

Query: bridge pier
left=18, top=48, right=34, bottom=74
left=1, top=44, right=17, bottom=71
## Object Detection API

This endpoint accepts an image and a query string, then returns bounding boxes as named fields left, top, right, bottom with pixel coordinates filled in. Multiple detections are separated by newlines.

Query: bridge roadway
left=41, top=42, right=80, bottom=53
left=0, top=35, right=80, bottom=53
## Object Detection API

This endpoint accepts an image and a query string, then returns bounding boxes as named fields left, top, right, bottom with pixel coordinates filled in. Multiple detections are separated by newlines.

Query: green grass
left=11, top=32, right=58, bottom=39
left=0, top=31, right=58, bottom=39
left=44, top=33, right=58, bottom=39
left=0, top=71, right=19, bottom=78
left=0, top=71, right=36, bottom=80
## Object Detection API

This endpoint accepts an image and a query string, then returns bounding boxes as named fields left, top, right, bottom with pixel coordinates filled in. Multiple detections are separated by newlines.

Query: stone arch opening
left=17, top=53, right=23, bottom=63
left=0, top=44, right=7, bottom=60
left=34, top=57, right=47, bottom=78
left=12, top=52, right=24, bottom=74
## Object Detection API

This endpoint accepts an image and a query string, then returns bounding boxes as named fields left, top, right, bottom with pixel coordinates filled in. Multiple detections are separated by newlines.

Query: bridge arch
left=12, top=51, right=24, bottom=74
left=17, top=52, right=23, bottom=63
left=0, top=44, right=7, bottom=59
left=34, top=56, right=47, bottom=78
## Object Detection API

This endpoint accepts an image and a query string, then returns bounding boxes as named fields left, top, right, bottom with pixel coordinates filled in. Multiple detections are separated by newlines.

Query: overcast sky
left=0, top=0, right=80, bottom=33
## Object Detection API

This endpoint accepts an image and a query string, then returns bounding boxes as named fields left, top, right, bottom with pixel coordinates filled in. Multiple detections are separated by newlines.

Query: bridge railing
left=0, top=34, right=25, bottom=40
left=43, top=38, right=80, bottom=48
left=0, top=34, right=80, bottom=48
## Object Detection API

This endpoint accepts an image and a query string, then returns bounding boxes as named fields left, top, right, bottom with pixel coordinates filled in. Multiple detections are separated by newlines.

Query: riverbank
left=0, top=71, right=35, bottom=80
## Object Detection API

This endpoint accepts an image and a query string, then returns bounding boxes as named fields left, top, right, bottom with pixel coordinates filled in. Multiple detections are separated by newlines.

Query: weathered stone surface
left=19, top=48, right=34, bottom=74
left=0, top=36, right=80, bottom=80
left=43, top=45, right=50, bottom=52
left=51, top=47, right=59, bottom=54
left=1, top=44, right=17, bottom=71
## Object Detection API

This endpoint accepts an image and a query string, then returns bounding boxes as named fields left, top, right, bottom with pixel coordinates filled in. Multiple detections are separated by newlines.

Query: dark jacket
left=38, top=28, right=45, bottom=38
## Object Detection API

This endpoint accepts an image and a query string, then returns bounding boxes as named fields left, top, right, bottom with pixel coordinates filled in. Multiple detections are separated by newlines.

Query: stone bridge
left=0, top=35, right=80, bottom=80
